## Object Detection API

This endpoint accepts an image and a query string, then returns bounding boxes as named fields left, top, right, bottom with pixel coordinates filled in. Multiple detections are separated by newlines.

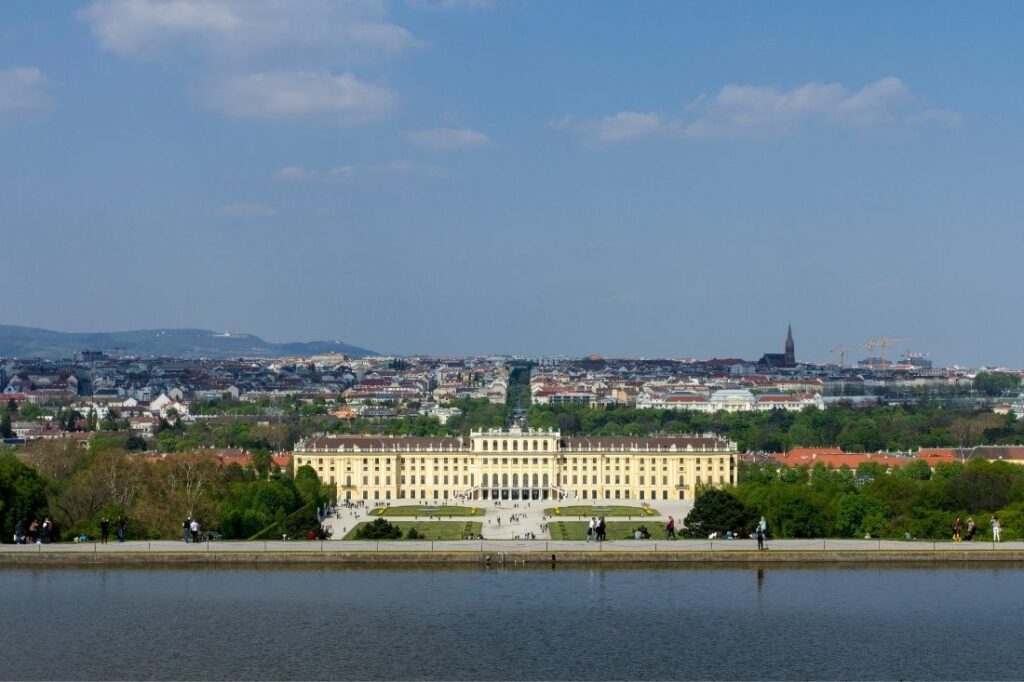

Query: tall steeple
left=784, top=323, right=795, bottom=365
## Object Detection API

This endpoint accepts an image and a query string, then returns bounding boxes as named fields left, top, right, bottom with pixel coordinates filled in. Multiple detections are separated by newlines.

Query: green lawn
left=544, top=505, right=659, bottom=518
left=550, top=521, right=671, bottom=541
left=367, top=505, right=484, bottom=517
left=342, top=521, right=483, bottom=541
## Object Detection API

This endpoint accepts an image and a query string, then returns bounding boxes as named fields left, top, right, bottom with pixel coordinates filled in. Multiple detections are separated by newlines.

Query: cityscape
left=3, top=2, right=1024, bottom=680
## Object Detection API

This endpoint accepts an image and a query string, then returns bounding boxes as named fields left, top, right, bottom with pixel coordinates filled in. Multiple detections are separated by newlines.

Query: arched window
left=678, top=475, right=684, bottom=486
left=482, top=473, right=489, bottom=487
left=522, top=440, right=528, bottom=451
left=533, top=440, right=538, bottom=451
left=482, top=440, right=488, bottom=451
left=512, top=441, right=518, bottom=451
left=542, top=441, right=548, bottom=451
left=493, top=440, right=498, bottom=451
left=532, top=473, right=539, bottom=487
left=542, top=473, right=549, bottom=487
left=512, top=473, right=519, bottom=487
left=503, top=440, right=508, bottom=450
left=345, top=475, right=351, bottom=486
left=502, top=473, right=509, bottom=487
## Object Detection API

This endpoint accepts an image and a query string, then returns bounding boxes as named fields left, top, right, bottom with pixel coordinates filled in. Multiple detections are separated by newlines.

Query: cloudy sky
left=1, top=2, right=1022, bottom=366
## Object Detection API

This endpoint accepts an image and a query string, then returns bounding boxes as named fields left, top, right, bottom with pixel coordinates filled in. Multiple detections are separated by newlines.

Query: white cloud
left=214, top=202, right=277, bottom=219
left=384, top=158, right=446, bottom=176
left=575, top=112, right=664, bottom=142
left=79, top=0, right=419, bottom=61
left=327, top=165, right=356, bottom=183
left=0, top=67, right=50, bottom=114
left=274, top=165, right=318, bottom=182
left=207, top=70, right=396, bottom=121
left=568, top=77, right=960, bottom=143
left=404, top=127, right=492, bottom=151
left=407, top=0, right=497, bottom=10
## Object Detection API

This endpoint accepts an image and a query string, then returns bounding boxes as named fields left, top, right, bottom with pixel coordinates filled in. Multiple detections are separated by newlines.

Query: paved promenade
left=3, top=538, right=1023, bottom=564
left=322, top=498, right=695, bottom=540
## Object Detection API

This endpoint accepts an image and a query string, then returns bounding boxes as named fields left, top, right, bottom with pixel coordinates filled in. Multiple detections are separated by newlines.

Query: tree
left=974, top=371, right=1022, bottom=397
left=0, top=412, right=12, bottom=439
left=0, top=452, right=49, bottom=543
left=354, top=517, right=402, bottom=540
left=894, top=460, right=932, bottom=481
left=294, top=465, right=323, bottom=506
left=682, top=488, right=755, bottom=538
left=835, top=494, right=891, bottom=538
left=251, top=450, right=272, bottom=480
left=771, top=489, right=832, bottom=538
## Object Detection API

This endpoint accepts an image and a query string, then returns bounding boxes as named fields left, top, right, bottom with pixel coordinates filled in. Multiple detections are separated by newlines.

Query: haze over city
left=2, top=2, right=1022, bottom=366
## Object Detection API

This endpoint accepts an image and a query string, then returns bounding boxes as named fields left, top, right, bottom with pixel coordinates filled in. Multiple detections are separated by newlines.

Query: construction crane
left=863, top=339, right=879, bottom=369
left=871, top=336, right=911, bottom=369
left=831, top=345, right=852, bottom=368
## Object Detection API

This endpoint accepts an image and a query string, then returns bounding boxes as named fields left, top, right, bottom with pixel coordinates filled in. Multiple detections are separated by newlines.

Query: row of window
left=481, top=439, right=550, bottom=451
left=333, top=472, right=729, bottom=489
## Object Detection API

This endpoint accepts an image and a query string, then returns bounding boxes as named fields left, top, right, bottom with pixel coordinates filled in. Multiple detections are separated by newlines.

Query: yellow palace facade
left=293, top=428, right=738, bottom=503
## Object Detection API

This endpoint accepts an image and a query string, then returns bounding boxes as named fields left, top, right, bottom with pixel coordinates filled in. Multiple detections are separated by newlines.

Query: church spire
left=785, top=323, right=795, bottom=365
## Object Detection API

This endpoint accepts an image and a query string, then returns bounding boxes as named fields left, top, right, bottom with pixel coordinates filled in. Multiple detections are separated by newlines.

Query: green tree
left=682, top=488, right=756, bottom=538
left=0, top=412, right=12, bottom=439
left=771, top=488, right=832, bottom=538
left=354, top=517, right=402, bottom=540
left=894, top=460, right=932, bottom=481
left=974, top=371, right=1022, bottom=397
left=0, top=452, right=49, bottom=543
left=835, top=494, right=891, bottom=538
left=294, top=464, right=324, bottom=506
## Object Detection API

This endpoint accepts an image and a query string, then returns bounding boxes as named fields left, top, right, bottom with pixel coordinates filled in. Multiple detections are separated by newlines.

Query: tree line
left=682, top=458, right=1024, bottom=541
left=1, top=438, right=330, bottom=544
left=527, top=403, right=1024, bottom=452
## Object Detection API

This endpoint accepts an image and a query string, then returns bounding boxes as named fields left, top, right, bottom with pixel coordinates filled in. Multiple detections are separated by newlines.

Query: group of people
left=12, top=518, right=54, bottom=544
left=182, top=516, right=202, bottom=543
left=97, top=517, right=127, bottom=544
left=952, top=516, right=1001, bottom=542
left=587, top=516, right=607, bottom=542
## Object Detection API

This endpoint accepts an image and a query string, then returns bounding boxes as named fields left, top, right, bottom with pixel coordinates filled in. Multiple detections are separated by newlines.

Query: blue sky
left=1, top=2, right=1022, bottom=366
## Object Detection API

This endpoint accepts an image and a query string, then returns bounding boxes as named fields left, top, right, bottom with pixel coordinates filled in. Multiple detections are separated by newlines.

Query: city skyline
left=2, top=2, right=1023, bottom=365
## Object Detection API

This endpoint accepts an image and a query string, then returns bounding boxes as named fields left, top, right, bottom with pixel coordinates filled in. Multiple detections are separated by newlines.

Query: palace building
left=292, top=428, right=738, bottom=503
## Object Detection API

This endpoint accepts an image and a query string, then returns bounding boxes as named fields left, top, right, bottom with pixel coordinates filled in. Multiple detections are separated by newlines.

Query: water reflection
left=1, top=566, right=1023, bottom=680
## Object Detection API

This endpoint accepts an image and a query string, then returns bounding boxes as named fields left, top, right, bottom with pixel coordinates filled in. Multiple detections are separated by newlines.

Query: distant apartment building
left=637, top=389, right=823, bottom=413
left=294, top=427, right=738, bottom=503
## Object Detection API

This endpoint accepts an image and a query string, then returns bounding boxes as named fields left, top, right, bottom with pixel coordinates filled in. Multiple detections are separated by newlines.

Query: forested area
left=1, top=439, right=330, bottom=544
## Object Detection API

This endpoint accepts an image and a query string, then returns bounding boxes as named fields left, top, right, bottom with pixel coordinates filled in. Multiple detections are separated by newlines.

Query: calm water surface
left=1, top=564, right=1021, bottom=680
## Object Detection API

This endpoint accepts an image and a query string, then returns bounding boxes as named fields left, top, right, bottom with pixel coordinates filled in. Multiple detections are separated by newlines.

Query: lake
left=1, top=564, right=1020, bottom=680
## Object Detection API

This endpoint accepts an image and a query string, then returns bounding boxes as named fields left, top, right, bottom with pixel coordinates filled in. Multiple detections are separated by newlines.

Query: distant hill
left=0, top=325, right=378, bottom=359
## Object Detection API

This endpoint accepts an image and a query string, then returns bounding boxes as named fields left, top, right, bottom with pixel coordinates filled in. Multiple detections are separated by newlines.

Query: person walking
left=190, top=518, right=200, bottom=543
left=41, top=517, right=52, bottom=544
left=965, top=517, right=976, bottom=542
left=756, top=526, right=765, bottom=550
left=183, top=517, right=191, bottom=543
left=587, top=516, right=596, bottom=542
left=116, top=518, right=126, bottom=543
left=597, top=516, right=606, bottom=542
left=665, top=515, right=676, bottom=540
left=99, top=517, right=110, bottom=545
left=953, top=516, right=963, bottom=542
left=991, top=516, right=1001, bottom=542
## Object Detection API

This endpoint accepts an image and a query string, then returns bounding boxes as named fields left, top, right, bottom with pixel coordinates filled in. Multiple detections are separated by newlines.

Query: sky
left=1, top=2, right=1023, bottom=367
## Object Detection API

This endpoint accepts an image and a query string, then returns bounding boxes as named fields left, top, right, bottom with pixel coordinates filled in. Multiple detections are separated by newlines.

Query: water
left=1, top=564, right=1021, bottom=680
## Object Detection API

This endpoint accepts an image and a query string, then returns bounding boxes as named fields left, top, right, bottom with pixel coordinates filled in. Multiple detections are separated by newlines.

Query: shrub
left=354, top=518, right=402, bottom=540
